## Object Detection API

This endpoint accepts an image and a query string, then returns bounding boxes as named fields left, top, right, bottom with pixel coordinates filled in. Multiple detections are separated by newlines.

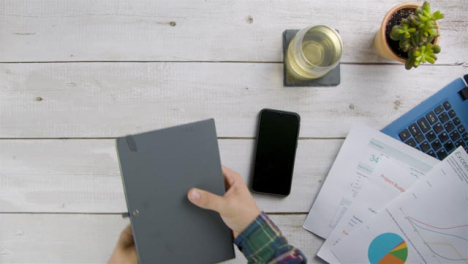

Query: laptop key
left=405, top=138, right=417, bottom=147
left=409, top=123, right=421, bottom=136
left=417, top=117, right=430, bottom=133
left=443, top=101, right=451, bottom=110
left=453, top=117, right=461, bottom=126
left=439, top=132, right=449, bottom=143
left=448, top=109, right=456, bottom=118
left=450, top=131, right=461, bottom=141
left=444, top=121, right=455, bottom=133
left=398, top=129, right=411, bottom=141
left=431, top=140, right=442, bottom=151
left=439, top=113, right=449, bottom=124
left=426, top=131, right=436, bottom=142
left=434, top=105, right=444, bottom=115
left=459, top=125, right=466, bottom=134
left=434, top=123, right=444, bottom=134
left=463, top=132, right=468, bottom=141
left=437, top=149, right=447, bottom=160
left=415, top=133, right=425, bottom=144
left=420, top=141, right=431, bottom=152
left=455, top=139, right=465, bottom=148
left=425, top=111, right=438, bottom=125
left=444, top=141, right=455, bottom=152
left=426, top=150, right=436, bottom=158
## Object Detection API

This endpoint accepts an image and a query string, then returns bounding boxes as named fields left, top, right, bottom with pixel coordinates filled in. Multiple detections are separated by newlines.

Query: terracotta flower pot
left=374, top=2, right=440, bottom=63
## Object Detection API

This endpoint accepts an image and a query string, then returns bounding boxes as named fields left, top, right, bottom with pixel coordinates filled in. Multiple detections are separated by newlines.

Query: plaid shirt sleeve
left=234, top=212, right=307, bottom=264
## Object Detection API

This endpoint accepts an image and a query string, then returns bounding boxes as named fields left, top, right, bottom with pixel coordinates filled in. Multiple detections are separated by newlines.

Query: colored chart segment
left=368, top=233, right=408, bottom=264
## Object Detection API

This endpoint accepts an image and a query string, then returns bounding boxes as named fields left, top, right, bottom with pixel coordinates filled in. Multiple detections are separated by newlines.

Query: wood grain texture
left=0, top=138, right=342, bottom=214
left=1, top=63, right=466, bottom=138
left=0, top=0, right=466, bottom=63
left=0, top=214, right=324, bottom=264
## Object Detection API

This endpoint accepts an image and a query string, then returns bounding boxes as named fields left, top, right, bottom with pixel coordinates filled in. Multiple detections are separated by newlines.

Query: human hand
left=108, top=224, right=138, bottom=264
left=187, top=166, right=261, bottom=238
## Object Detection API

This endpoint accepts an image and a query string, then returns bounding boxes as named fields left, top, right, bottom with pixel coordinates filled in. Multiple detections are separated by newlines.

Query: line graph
left=408, top=217, right=468, bottom=231
left=406, top=216, right=468, bottom=263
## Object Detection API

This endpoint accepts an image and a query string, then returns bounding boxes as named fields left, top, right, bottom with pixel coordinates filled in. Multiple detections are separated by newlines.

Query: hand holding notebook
left=187, top=166, right=261, bottom=238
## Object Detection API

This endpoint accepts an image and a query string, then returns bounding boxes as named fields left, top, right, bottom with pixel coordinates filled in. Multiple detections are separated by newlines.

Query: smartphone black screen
left=251, top=109, right=300, bottom=196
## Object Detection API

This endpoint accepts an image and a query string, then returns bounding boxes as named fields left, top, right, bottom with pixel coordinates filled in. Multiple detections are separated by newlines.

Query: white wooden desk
left=0, top=0, right=467, bottom=263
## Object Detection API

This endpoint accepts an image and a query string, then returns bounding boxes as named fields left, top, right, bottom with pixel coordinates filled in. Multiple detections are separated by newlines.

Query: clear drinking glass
left=285, top=25, right=343, bottom=80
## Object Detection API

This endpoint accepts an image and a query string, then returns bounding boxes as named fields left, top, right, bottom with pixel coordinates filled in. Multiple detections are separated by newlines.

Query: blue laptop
left=382, top=75, right=468, bottom=160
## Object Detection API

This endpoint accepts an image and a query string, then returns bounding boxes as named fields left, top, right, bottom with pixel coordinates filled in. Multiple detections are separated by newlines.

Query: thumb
left=187, top=188, right=225, bottom=213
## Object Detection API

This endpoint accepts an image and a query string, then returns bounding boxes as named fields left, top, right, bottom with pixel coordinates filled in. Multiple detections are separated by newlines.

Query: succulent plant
left=389, top=2, right=444, bottom=69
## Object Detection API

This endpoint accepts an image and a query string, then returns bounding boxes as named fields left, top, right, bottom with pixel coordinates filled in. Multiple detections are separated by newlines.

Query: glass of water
left=285, top=25, right=343, bottom=80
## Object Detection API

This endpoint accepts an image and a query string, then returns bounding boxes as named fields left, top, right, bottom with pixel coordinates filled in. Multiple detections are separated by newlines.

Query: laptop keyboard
left=398, top=101, right=468, bottom=160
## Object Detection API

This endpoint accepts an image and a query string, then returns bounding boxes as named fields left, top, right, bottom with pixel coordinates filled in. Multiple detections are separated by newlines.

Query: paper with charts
left=303, top=124, right=439, bottom=238
left=317, top=156, right=427, bottom=263
left=330, top=147, right=468, bottom=264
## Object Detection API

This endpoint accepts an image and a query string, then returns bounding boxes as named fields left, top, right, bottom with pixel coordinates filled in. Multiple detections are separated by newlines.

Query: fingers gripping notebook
left=116, top=119, right=235, bottom=264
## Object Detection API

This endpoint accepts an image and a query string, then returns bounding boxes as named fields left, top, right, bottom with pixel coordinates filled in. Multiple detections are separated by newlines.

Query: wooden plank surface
left=0, top=214, right=323, bottom=264
left=0, top=138, right=342, bottom=213
left=1, top=0, right=467, bottom=262
left=1, top=63, right=466, bottom=138
left=0, top=0, right=466, bottom=63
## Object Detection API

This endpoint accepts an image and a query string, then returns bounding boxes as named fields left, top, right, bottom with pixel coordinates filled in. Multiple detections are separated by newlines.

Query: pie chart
left=368, top=233, right=408, bottom=264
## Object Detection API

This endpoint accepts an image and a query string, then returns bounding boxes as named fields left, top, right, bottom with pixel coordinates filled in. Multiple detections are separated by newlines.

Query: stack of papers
left=304, top=124, right=468, bottom=263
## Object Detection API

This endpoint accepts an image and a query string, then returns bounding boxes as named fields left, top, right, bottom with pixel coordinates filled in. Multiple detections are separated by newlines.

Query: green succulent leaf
left=415, top=5, right=424, bottom=16
left=405, top=56, right=414, bottom=70
left=414, top=59, right=421, bottom=68
left=390, top=25, right=403, bottom=40
left=432, top=44, right=441, bottom=53
left=422, top=2, right=431, bottom=13
left=433, top=11, right=444, bottom=20
left=419, top=14, right=429, bottom=22
left=414, top=49, right=422, bottom=58
left=409, top=15, right=422, bottom=26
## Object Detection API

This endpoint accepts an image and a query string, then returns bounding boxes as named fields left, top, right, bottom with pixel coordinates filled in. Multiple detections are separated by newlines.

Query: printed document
left=318, top=156, right=427, bottom=263
left=303, top=124, right=439, bottom=238
left=330, top=147, right=468, bottom=264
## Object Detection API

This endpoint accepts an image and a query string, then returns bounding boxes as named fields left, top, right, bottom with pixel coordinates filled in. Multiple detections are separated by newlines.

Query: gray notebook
left=116, top=119, right=235, bottom=264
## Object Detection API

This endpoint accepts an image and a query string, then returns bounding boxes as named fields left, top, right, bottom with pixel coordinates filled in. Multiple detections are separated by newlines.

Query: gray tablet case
left=116, top=119, right=235, bottom=264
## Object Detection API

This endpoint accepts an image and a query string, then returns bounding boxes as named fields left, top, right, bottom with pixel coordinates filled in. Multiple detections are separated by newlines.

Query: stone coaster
left=283, top=29, right=341, bottom=87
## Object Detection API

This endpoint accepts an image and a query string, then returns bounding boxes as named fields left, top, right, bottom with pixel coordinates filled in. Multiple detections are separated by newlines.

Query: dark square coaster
left=283, top=29, right=341, bottom=87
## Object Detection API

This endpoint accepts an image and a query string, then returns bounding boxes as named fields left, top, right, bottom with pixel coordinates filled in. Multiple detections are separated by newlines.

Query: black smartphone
left=251, top=109, right=300, bottom=196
